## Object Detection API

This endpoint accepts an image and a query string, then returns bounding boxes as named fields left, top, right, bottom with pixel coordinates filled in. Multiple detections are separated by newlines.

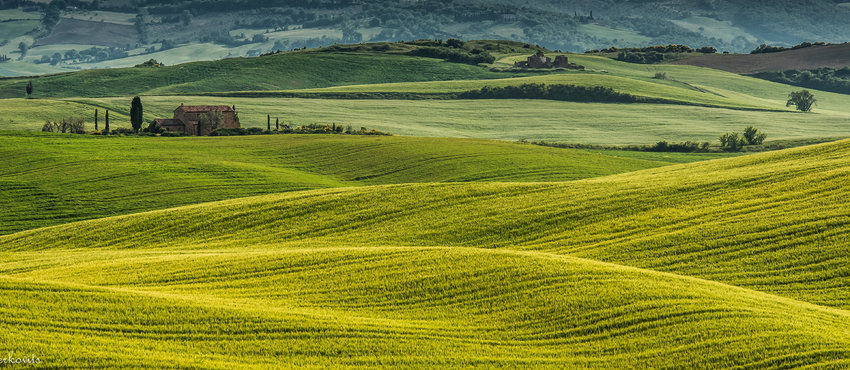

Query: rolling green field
left=5, top=95, right=847, bottom=145
left=0, top=132, right=678, bottom=235
left=6, top=48, right=850, bottom=146
left=3, top=138, right=850, bottom=368
left=4, top=39, right=850, bottom=368
left=0, top=50, right=519, bottom=98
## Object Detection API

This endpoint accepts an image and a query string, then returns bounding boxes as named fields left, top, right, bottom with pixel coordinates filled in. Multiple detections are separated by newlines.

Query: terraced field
left=3, top=138, right=850, bottom=368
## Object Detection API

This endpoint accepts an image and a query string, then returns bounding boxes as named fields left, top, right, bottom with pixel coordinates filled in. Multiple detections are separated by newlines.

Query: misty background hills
left=1, top=0, right=849, bottom=75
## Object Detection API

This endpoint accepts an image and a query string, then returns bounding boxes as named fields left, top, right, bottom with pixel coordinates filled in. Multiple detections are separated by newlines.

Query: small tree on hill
left=105, top=110, right=110, bottom=133
left=25, top=81, right=33, bottom=98
left=787, top=90, right=816, bottom=112
left=743, top=126, right=767, bottom=145
left=130, top=96, right=143, bottom=133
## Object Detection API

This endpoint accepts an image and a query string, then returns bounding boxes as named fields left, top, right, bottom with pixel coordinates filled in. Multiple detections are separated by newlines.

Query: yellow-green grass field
left=3, top=139, right=850, bottom=367
left=285, top=73, right=776, bottom=111
left=0, top=131, right=677, bottom=235
left=0, top=60, right=70, bottom=78
left=3, top=95, right=848, bottom=145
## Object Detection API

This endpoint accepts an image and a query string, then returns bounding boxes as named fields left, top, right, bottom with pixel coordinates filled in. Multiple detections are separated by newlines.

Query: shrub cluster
left=408, top=46, right=495, bottom=65
left=719, top=126, right=767, bottom=151
left=522, top=139, right=711, bottom=153
left=457, top=83, right=641, bottom=103
left=211, top=124, right=391, bottom=136
left=751, top=68, right=850, bottom=95
left=135, top=59, right=165, bottom=67
left=616, top=51, right=667, bottom=64
left=42, top=117, right=86, bottom=134
left=750, top=42, right=826, bottom=54
left=590, top=44, right=716, bottom=64
left=605, top=44, right=694, bottom=53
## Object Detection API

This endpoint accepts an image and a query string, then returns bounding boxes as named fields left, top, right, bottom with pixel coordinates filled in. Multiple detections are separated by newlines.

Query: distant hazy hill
left=1, top=0, right=848, bottom=76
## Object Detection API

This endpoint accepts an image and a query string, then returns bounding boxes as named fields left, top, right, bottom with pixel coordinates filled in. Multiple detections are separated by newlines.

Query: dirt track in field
left=673, top=44, right=850, bottom=73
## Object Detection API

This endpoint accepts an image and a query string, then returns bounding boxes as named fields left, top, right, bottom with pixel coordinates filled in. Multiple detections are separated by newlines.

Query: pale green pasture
left=0, top=60, right=69, bottom=77
left=0, top=35, right=32, bottom=56
left=74, top=43, right=246, bottom=69
left=542, top=54, right=850, bottom=114
left=234, top=26, right=342, bottom=41
left=579, top=24, right=653, bottom=44
left=486, top=23, right=526, bottom=40
left=3, top=96, right=847, bottom=144
left=670, top=16, right=758, bottom=45
left=0, top=9, right=40, bottom=21
left=64, top=10, right=136, bottom=25
left=0, top=19, right=39, bottom=40
left=22, top=43, right=101, bottom=64
left=0, top=99, right=128, bottom=129
left=81, top=96, right=850, bottom=144
left=292, top=73, right=777, bottom=110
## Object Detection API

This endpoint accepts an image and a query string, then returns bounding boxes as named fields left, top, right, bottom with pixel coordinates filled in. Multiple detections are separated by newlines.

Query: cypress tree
left=94, top=109, right=98, bottom=131
left=267, top=115, right=271, bottom=131
left=130, top=96, right=143, bottom=133
left=105, top=110, right=110, bottom=133
left=276, top=118, right=279, bottom=130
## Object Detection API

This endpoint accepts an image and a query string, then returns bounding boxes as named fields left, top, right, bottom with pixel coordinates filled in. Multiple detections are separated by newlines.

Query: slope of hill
left=6, top=139, right=850, bottom=308
left=3, top=139, right=850, bottom=368
left=0, top=132, right=674, bottom=235
left=0, top=48, right=518, bottom=99
left=672, top=44, right=850, bottom=74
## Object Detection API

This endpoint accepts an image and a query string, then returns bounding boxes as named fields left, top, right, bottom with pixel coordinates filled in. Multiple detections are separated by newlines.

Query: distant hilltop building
left=154, top=104, right=239, bottom=136
left=514, top=51, right=585, bottom=70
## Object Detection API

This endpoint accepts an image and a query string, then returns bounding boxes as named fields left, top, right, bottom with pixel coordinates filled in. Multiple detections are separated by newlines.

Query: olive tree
left=786, top=90, right=816, bottom=112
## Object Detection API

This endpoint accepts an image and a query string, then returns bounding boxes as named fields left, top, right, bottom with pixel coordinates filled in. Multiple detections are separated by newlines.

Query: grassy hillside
left=5, top=47, right=850, bottom=146
left=0, top=60, right=70, bottom=78
left=5, top=94, right=849, bottom=146
left=3, top=139, right=850, bottom=367
left=1, top=248, right=849, bottom=368
left=271, top=73, right=779, bottom=111
left=0, top=131, right=673, bottom=235
left=6, top=139, right=850, bottom=308
left=0, top=49, right=521, bottom=99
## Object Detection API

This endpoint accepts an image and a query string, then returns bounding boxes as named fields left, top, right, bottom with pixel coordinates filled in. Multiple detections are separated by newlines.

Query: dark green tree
left=786, top=90, right=816, bottom=112
left=130, top=96, right=143, bottom=133
left=94, top=109, right=98, bottom=130
left=743, top=126, right=767, bottom=145
left=105, top=110, right=110, bottom=133
left=25, top=81, right=32, bottom=98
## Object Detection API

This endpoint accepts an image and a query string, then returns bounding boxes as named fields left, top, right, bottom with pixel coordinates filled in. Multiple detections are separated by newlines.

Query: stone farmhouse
left=514, top=51, right=585, bottom=70
left=154, top=104, right=239, bottom=136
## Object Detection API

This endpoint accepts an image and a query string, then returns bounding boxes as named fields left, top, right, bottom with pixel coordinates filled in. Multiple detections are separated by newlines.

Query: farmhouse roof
left=154, top=118, right=180, bottom=126
left=177, top=105, right=234, bottom=113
